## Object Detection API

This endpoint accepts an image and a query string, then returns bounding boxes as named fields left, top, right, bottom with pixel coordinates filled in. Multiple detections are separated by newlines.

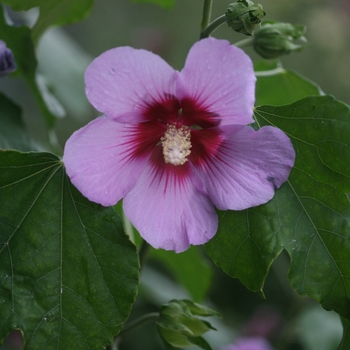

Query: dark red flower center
left=132, top=95, right=223, bottom=168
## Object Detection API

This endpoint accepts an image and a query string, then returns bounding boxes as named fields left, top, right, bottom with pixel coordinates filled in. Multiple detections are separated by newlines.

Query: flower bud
left=0, top=40, right=17, bottom=77
left=157, top=300, right=220, bottom=349
left=225, top=0, right=266, bottom=36
left=253, top=21, right=307, bottom=59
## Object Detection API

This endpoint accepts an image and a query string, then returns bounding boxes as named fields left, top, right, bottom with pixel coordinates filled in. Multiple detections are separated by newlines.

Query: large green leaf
left=205, top=95, right=350, bottom=318
left=0, top=93, right=37, bottom=151
left=255, top=60, right=323, bottom=106
left=0, top=151, right=140, bottom=349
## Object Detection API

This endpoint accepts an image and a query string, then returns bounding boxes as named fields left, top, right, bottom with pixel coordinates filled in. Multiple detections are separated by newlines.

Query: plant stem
left=234, top=37, right=254, bottom=48
left=122, top=211, right=135, bottom=243
left=200, top=0, right=213, bottom=34
left=254, top=67, right=285, bottom=77
left=110, top=338, right=120, bottom=350
left=118, top=312, right=160, bottom=340
left=200, top=14, right=226, bottom=39
left=108, top=313, right=159, bottom=349
left=138, top=239, right=150, bottom=271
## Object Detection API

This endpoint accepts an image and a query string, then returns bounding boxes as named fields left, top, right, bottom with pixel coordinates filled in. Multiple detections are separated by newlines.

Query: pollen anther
left=161, top=125, right=191, bottom=165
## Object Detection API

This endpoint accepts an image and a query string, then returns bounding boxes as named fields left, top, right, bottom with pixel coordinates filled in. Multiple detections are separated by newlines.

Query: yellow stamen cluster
left=161, top=125, right=192, bottom=166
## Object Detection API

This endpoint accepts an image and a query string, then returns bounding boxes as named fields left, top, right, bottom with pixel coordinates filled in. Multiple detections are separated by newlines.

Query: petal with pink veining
left=176, top=37, right=256, bottom=126
left=123, top=150, right=218, bottom=252
left=63, top=116, right=149, bottom=206
left=85, top=46, right=177, bottom=122
left=194, top=125, right=295, bottom=210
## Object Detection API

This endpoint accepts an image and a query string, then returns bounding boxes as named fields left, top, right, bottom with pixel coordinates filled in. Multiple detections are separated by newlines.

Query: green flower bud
left=157, top=300, right=220, bottom=349
left=253, top=21, right=307, bottom=59
left=225, top=0, right=266, bottom=36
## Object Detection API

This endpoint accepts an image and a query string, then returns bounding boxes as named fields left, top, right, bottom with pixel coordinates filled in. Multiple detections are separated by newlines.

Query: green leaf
left=206, top=96, right=350, bottom=318
left=338, top=318, right=350, bottom=350
left=150, top=246, right=213, bottom=301
left=129, top=0, right=175, bottom=9
left=255, top=60, right=323, bottom=106
left=205, top=208, right=280, bottom=295
left=0, top=151, right=140, bottom=349
left=0, top=93, right=37, bottom=151
left=32, top=0, right=94, bottom=43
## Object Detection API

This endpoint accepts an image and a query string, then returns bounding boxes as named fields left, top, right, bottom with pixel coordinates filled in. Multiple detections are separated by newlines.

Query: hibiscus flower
left=63, top=37, right=295, bottom=252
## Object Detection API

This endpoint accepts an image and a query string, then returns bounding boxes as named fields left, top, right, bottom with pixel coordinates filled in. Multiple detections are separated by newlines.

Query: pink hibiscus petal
left=123, top=150, right=218, bottom=252
left=85, top=46, right=177, bottom=121
left=176, top=37, right=256, bottom=126
left=63, top=116, right=149, bottom=206
left=195, top=125, right=295, bottom=210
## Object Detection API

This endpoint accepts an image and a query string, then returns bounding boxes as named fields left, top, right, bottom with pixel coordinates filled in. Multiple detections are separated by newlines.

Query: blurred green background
left=0, top=0, right=349, bottom=349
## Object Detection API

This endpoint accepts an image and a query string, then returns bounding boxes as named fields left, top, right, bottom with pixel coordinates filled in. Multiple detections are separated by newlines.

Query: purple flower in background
left=0, top=40, right=16, bottom=76
left=63, top=38, right=295, bottom=252
left=220, top=337, right=274, bottom=350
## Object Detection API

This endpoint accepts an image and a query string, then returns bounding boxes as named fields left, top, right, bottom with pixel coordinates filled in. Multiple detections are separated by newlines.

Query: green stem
left=138, top=239, right=151, bottom=271
left=254, top=67, right=285, bottom=77
left=200, top=0, right=213, bottom=34
left=110, top=338, right=120, bottom=350
left=200, top=14, right=226, bottom=39
left=108, top=313, right=159, bottom=349
left=119, top=312, right=160, bottom=340
left=233, top=37, right=254, bottom=48
left=122, top=211, right=135, bottom=243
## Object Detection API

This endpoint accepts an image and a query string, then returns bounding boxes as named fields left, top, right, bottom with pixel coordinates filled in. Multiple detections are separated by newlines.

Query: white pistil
left=161, top=125, right=192, bottom=165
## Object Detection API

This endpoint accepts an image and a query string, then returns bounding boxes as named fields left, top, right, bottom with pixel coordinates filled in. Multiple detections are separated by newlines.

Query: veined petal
left=195, top=125, right=295, bottom=210
left=123, top=149, right=218, bottom=253
left=63, top=116, right=149, bottom=206
left=176, top=37, right=256, bottom=126
left=85, top=46, right=177, bottom=121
